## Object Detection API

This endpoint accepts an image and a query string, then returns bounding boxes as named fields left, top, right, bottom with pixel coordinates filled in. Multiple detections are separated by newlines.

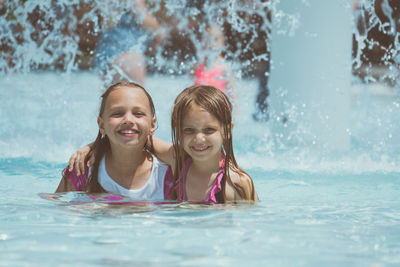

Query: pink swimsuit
left=163, top=158, right=225, bottom=204
left=63, top=166, right=89, bottom=191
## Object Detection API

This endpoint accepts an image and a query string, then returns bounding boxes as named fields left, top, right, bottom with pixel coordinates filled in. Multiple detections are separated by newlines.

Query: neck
left=190, top=153, right=223, bottom=175
left=107, top=146, right=148, bottom=173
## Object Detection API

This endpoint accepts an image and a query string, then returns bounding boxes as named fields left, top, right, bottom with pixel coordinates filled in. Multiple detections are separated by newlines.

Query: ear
left=231, top=122, right=234, bottom=129
left=150, top=117, right=156, bottom=135
left=97, top=117, right=105, bottom=135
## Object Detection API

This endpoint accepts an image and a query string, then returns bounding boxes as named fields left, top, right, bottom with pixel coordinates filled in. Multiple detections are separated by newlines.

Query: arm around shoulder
left=151, top=136, right=175, bottom=166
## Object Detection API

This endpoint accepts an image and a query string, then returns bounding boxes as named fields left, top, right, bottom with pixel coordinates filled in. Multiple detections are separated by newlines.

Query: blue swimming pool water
left=0, top=73, right=399, bottom=266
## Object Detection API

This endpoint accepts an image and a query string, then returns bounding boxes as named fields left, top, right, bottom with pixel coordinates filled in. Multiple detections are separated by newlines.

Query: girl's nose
left=122, top=113, right=135, bottom=124
left=194, top=132, right=206, bottom=142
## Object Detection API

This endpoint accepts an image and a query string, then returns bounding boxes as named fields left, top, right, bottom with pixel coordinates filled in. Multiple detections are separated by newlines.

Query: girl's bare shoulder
left=225, top=169, right=255, bottom=201
left=228, top=169, right=252, bottom=186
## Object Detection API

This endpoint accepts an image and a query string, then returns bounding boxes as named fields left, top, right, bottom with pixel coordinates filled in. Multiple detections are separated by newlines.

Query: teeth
left=193, top=146, right=208, bottom=151
left=120, top=130, right=137, bottom=134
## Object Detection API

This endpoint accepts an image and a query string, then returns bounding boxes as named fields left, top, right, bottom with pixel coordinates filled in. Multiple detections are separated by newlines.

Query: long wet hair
left=170, top=84, right=256, bottom=202
left=85, top=82, right=156, bottom=193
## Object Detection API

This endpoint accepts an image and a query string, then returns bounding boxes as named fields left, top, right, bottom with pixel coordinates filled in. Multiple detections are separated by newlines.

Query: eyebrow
left=108, top=104, right=146, bottom=110
left=182, top=123, right=220, bottom=128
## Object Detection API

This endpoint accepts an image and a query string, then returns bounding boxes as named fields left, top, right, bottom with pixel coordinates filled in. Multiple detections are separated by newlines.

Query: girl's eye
left=204, top=128, right=216, bottom=134
left=111, top=112, right=123, bottom=117
left=134, top=112, right=145, bottom=117
left=183, top=128, right=194, bottom=134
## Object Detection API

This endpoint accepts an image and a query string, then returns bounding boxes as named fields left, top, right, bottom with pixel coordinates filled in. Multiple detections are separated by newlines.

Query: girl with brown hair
left=56, top=82, right=169, bottom=200
left=154, top=85, right=258, bottom=203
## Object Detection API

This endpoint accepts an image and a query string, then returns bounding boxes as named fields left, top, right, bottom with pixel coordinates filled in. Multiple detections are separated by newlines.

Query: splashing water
left=0, top=0, right=399, bottom=169
left=1, top=1, right=399, bottom=74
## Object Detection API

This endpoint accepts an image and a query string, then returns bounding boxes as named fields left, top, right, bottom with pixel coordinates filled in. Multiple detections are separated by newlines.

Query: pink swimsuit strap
left=174, top=157, right=225, bottom=204
left=63, top=166, right=89, bottom=191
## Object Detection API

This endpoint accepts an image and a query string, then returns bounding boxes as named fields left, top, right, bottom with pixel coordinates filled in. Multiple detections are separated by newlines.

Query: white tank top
left=97, top=155, right=168, bottom=201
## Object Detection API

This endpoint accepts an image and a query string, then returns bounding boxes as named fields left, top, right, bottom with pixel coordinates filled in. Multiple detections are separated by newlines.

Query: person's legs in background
left=253, top=57, right=270, bottom=122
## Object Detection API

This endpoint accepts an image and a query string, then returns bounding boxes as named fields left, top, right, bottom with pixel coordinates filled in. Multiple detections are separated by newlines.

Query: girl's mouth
left=191, top=145, right=209, bottom=152
left=118, top=129, right=139, bottom=137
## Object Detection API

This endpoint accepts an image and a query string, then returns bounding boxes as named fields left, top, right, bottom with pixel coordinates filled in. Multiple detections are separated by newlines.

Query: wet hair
left=85, top=81, right=156, bottom=193
left=170, top=84, right=256, bottom=202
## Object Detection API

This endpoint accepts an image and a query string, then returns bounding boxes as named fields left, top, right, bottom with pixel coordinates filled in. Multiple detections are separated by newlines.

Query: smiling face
left=181, top=103, right=224, bottom=164
left=98, top=85, right=156, bottom=152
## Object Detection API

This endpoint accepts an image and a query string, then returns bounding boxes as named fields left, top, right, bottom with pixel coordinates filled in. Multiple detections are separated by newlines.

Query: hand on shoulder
left=68, top=144, right=93, bottom=176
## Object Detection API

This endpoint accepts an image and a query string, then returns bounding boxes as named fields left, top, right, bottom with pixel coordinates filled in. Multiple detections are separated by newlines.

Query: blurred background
left=1, top=0, right=399, bottom=84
